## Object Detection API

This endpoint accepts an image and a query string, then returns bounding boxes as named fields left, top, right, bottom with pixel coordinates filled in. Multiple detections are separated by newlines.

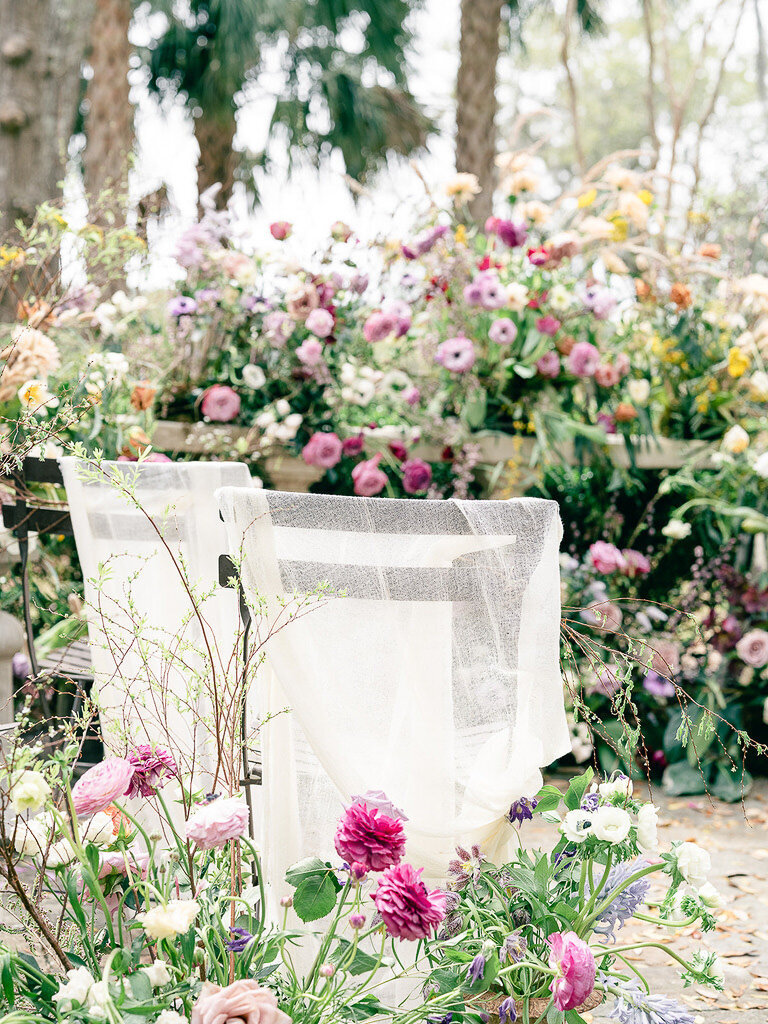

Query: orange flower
left=669, top=282, right=692, bottom=309
left=121, top=427, right=151, bottom=458
left=635, top=279, right=653, bottom=301
left=16, top=300, right=54, bottom=328
left=556, top=334, right=576, bottom=356
left=130, top=381, right=156, bottom=411
left=104, top=803, right=132, bottom=836
left=698, top=243, right=721, bottom=260
left=615, top=402, right=637, bottom=422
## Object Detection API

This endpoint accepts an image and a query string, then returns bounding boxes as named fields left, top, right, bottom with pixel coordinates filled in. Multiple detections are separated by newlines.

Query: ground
left=526, top=775, right=768, bottom=1023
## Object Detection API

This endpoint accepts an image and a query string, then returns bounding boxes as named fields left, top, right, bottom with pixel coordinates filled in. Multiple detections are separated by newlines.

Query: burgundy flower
left=402, top=459, right=432, bottom=494
left=342, top=434, right=365, bottom=457
left=125, top=744, right=178, bottom=798
left=389, top=441, right=408, bottom=462
left=372, top=862, right=447, bottom=940
left=334, top=801, right=406, bottom=872
left=496, top=219, right=528, bottom=248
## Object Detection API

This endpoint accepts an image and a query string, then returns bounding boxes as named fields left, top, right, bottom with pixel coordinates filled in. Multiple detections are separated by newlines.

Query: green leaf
left=330, top=939, right=391, bottom=977
left=534, top=855, right=550, bottom=896
left=1, top=952, right=15, bottom=1008
left=563, top=769, right=593, bottom=811
left=662, top=761, right=706, bottom=796
left=293, top=872, right=339, bottom=922
left=285, top=857, right=340, bottom=891
left=128, top=971, right=153, bottom=1003
left=710, top=766, right=752, bottom=803
left=534, top=785, right=562, bottom=813
left=462, top=389, right=488, bottom=429
left=338, top=995, right=389, bottom=1020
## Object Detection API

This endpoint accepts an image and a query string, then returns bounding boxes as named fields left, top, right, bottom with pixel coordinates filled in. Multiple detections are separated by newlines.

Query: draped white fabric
left=216, top=488, right=571, bottom=894
left=60, top=458, right=253, bottom=792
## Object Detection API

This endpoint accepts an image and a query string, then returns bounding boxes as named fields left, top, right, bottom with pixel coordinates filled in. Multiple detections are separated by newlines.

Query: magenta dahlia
left=334, top=801, right=406, bottom=872
left=125, top=744, right=178, bottom=798
left=372, top=863, right=447, bottom=941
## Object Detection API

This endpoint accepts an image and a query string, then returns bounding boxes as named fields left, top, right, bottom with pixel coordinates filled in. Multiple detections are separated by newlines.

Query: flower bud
left=319, top=964, right=335, bottom=978
left=280, top=895, right=293, bottom=908
left=349, top=913, right=366, bottom=930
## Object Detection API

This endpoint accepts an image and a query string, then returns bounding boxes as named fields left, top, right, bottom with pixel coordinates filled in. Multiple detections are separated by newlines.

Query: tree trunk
left=82, top=0, right=134, bottom=211
left=194, top=112, right=237, bottom=208
left=455, top=0, right=504, bottom=224
left=0, top=0, right=95, bottom=237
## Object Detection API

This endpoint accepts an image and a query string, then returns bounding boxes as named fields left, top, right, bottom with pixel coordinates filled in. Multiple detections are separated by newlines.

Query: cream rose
left=140, top=900, right=200, bottom=940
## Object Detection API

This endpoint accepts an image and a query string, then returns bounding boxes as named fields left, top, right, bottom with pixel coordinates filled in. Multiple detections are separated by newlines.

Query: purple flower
left=501, top=932, right=528, bottom=964
left=496, top=219, right=528, bottom=248
left=349, top=273, right=369, bottom=294
left=586, top=859, right=650, bottom=941
left=447, top=844, right=486, bottom=890
left=489, top=318, right=518, bottom=345
left=12, top=652, right=30, bottom=682
left=125, top=744, right=178, bottom=798
left=536, top=350, right=560, bottom=378
left=499, top=996, right=517, bottom=1022
left=435, top=335, right=476, bottom=373
left=225, top=927, right=253, bottom=953
left=401, top=224, right=449, bottom=260
left=466, top=954, right=486, bottom=984
left=643, top=671, right=675, bottom=698
left=167, top=295, right=198, bottom=317
left=607, top=979, right=694, bottom=1023
left=508, top=796, right=538, bottom=825
left=583, top=284, right=618, bottom=319
left=195, top=288, right=221, bottom=308
left=349, top=789, right=408, bottom=821
left=479, top=273, right=507, bottom=310
left=581, top=792, right=599, bottom=812
left=402, top=459, right=432, bottom=494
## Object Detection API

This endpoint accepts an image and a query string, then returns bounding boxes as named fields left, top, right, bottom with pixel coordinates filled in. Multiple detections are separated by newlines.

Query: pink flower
left=302, top=432, right=343, bottom=469
left=594, top=363, right=620, bottom=388
left=479, top=273, right=506, bottom=310
left=125, top=745, right=177, bottom=798
left=72, top=758, right=135, bottom=817
left=736, top=629, right=768, bottom=668
left=622, top=548, right=651, bottom=577
left=589, top=541, right=627, bottom=574
left=191, top=980, right=291, bottom=1024
left=403, top=386, right=421, bottom=406
left=98, top=850, right=150, bottom=879
left=615, top=352, right=631, bottom=377
left=201, top=385, right=241, bottom=423
left=389, top=441, right=408, bottom=462
left=305, top=307, right=335, bottom=338
left=548, top=931, right=596, bottom=1011
left=185, top=796, right=250, bottom=850
left=331, top=221, right=352, bottom=242
left=351, top=454, right=387, bottom=496
left=342, top=434, right=365, bottom=456
left=583, top=284, right=617, bottom=319
left=435, top=335, right=476, bottom=373
left=402, top=459, right=432, bottom=494
left=384, top=300, right=412, bottom=337
left=536, top=350, right=560, bottom=378
left=363, top=310, right=397, bottom=343
left=372, top=863, right=447, bottom=941
left=269, top=221, right=292, bottom=241
left=496, top=219, right=528, bottom=248
left=567, top=341, right=601, bottom=377
left=264, top=311, right=293, bottom=347
left=335, top=801, right=406, bottom=871
left=295, top=338, right=324, bottom=366
left=489, top=318, right=518, bottom=345
left=463, top=280, right=483, bottom=306
left=349, top=789, right=408, bottom=821
left=536, top=315, right=561, bottom=336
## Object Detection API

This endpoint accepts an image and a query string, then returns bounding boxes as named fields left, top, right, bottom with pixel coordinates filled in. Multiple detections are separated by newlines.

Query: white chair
left=216, top=487, right=570, bottom=894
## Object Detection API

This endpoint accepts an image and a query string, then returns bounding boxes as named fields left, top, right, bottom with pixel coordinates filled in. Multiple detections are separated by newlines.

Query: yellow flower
left=577, top=188, right=597, bottom=208
left=687, top=211, right=709, bottom=225
left=445, top=173, right=481, bottom=205
left=454, top=224, right=468, bottom=245
left=637, top=190, right=653, bottom=205
left=18, top=379, right=57, bottom=410
left=727, top=347, right=750, bottom=378
left=695, top=394, right=709, bottom=413
left=609, top=216, right=628, bottom=241
left=0, top=246, right=23, bottom=269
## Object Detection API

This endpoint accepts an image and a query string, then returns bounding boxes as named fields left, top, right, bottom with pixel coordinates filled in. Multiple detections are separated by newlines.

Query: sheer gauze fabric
left=216, top=487, right=571, bottom=892
left=61, top=458, right=254, bottom=792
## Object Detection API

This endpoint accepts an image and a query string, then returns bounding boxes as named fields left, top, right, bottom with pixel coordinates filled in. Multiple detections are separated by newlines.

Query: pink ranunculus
left=351, top=454, right=387, bottom=496
left=402, top=459, right=432, bottom=494
left=363, top=310, right=398, bottom=343
left=614, top=352, right=631, bottom=377
left=201, top=385, right=241, bottom=423
left=463, top=280, right=483, bottom=306
left=342, top=434, right=365, bottom=456
left=72, top=758, right=136, bottom=817
left=622, top=548, right=651, bottom=578
left=485, top=216, right=501, bottom=235
left=372, top=863, right=447, bottom=941
left=384, top=300, right=412, bottom=337
left=403, top=386, right=421, bottom=406
left=594, top=363, right=620, bottom=388
left=589, top=541, right=627, bottom=574
left=536, top=350, right=561, bottom=378
left=548, top=931, right=596, bottom=1012
left=263, top=310, right=293, bottom=347
left=98, top=850, right=150, bottom=879
left=479, top=273, right=507, bottom=310
left=295, top=338, right=324, bottom=366
left=185, top=796, right=250, bottom=850
left=735, top=629, right=768, bottom=668
left=583, top=284, right=617, bottom=319
left=302, top=432, right=343, bottom=469
left=305, top=307, right=335, bottom=338
left=335, top=801, right=406, bottom=872
left=535, top=315, right=561, bottom=336
left=191, top=980, right=291, bottom=1024
left=435, top=335, right=476, bottom=373
left=125, top=745, right=178, bottom=799
left=489, top=318, right=518, bottom=346
left=269, top=221, right=292, bottom=241
left=567, top=341, right=601, bottom=377
left=144, top=453, right=173, bottom=463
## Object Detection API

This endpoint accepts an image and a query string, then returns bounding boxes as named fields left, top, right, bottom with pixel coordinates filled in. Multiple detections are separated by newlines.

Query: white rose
left=754, top=451, right=768, bottom=478
left=140, top=900, right=199, bottom=940
left=284, top=412, right=303, bottom=429
left=275, top=399, right=291, bottom=417
left=661, top=520, right=691, bottom=540
left=674, top=842, right=711, bottom=888
left=53, top=967, right=94, bottom=1011
left=88, top=979, right=110, bottom=1011
left=506, top=283, right=529, bottom=312
left=722, top=424, right=749, bottom=454
left=255, top=410, right=276, bottom=429
left=156, top=1012, right=189, bottom=1024
left=561, top=809, right=594, bottom=844
left=242, top=365, right=266, bottom=389
left=627, top=379, right=651, bottom=404
left=142, top=959, right=172, bottom=987
left=636, top=803, right=659, bottom=855
left=599, top=774, right=633, bottom=800
left=9, top=770, right=51, bottom=814
left=81, top=812, right=115, bottom=847
left=698, top=882, right=724, bottom=909
left=591, top=806, right=632, bottom=844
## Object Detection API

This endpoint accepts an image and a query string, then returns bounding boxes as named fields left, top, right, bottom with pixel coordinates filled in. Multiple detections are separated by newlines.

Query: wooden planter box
left=151, top=420, right=714, bottom=497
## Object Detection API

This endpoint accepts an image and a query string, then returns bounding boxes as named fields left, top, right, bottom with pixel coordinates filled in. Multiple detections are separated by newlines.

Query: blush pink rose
left=185, top=797, right=250, bottom=850
left=295, top=338, right=324, bottom=366
left=351, top=454, right=388, bottom=497
left=305, top=308, right=335, bottom=338
left=201, top=385, right=241, bottom=423
left=548, top=931, right=596, bottom=1011
left=72, top=758, right=135, bottom=817
left=567, top=341, right=601, bottom=377
left=736, top=629, right=768, bottom=668
left=588, top=541, right=627, bottom=574
left=191, top=980, right=291, bottom=1024
left=302, top=432, right=343, bottom=469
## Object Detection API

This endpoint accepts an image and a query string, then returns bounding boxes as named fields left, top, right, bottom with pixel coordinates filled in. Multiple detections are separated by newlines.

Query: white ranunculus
left=14, top=815, right=53, bottom=857
left=255, top=409, right=276, bottom=429
left=548, top=285, right=573, bottom=312
left=242, top=364, right=266, bottom=389
left=636, top=803, right=659, bottom=855
left=561, top=809, right=594, bottom=844
left=142, top=959, right=172, bottom=987
left=599, top=774, right=633, bottom=800
left=155, top=1012, right=189, bottom=1024
left=52, top=967, right=94, bottom=1011
left=661, top=519, right=691, bottom=540
left=506, top=283, right=529, bottom=312
left=591, top=805, right=632, bottom=844
left=750, top=370, right=768, bottom=400
left=627, top=379, right=651, bottom=404
left=81, top=812, right=115, bottom=847
left=275, top=398, right=291, bottom=417
left=698, top=882, right=724, bottom=909
left=673, top=842, right=711, bottom=888
left=753, top=451, right=768, bottom=478
left=47, top=839, right=77, bottom=868
left=9, top=770, right=51, bottom=814
left=140, top=900, right=199, bottom=940
left=88, top=979, right=111, bottom=1012
left=722, top=424, right=749, bottom=454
